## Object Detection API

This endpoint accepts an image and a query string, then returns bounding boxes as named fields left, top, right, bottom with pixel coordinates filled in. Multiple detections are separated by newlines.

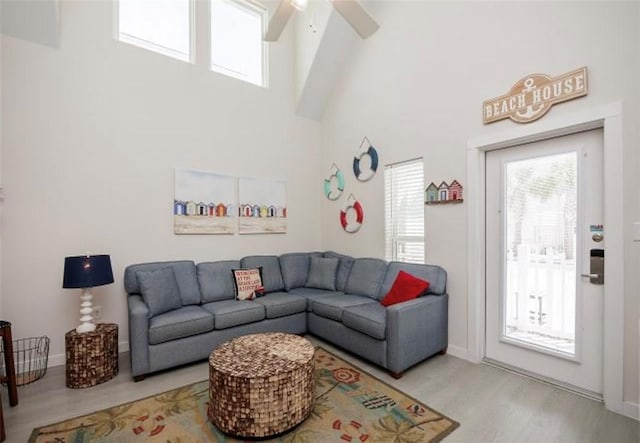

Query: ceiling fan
left=264, top=0, right=379, bottom=42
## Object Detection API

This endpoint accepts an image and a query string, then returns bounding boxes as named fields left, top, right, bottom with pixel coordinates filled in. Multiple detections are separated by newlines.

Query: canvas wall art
left=174, top=169, right=236, bottom=234
left=238, top=177, right=287, bottom=234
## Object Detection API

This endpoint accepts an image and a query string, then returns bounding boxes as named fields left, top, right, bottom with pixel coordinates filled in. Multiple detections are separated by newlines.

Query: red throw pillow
left=380, top=270, right=430, bottom=307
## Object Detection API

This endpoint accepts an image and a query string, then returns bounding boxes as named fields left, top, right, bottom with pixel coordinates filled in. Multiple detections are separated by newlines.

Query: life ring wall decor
left=352, top=137, right=379, bottom=182
left=340, top=194, right=364, bottom=233
left=323, top=163, right=345, bottom=201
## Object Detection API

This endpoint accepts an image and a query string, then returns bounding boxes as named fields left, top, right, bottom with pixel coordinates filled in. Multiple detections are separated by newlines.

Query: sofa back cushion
left=279, top=252, right=321, bottom=291
left=240, top=255, right=284, bottom=293
left=323, top=251, right=355, bottom=292
left=344, top=258, right=388, bottom=299
left=305, top=256, right=339, bottom=291
left=379, top=262, right=447, bottom=297
left=136, top=267, right=183, bottom=316
left=124, top=260, right=201, bottom=306
left=197, top=260, right=240, bottom=303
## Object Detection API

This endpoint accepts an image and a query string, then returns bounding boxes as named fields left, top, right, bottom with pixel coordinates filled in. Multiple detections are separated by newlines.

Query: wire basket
left=0, top=336, right=50, bottom=386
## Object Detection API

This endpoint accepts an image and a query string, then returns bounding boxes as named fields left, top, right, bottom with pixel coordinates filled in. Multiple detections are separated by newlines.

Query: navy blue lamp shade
left=63, top=255, right=114, bottom=289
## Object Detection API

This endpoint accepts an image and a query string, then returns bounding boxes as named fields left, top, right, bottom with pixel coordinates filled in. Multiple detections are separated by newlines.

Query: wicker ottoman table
left=65, top=323, right=118, bottom=389
left=208, top=333, right=315, bottom=438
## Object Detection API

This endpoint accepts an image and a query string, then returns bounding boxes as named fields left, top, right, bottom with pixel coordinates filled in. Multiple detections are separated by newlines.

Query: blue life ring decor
left=323, top=163, right=345, bottom=201
left=352, top=137, right=379, bottom=182
left=340, top=194, right=364, bottom=233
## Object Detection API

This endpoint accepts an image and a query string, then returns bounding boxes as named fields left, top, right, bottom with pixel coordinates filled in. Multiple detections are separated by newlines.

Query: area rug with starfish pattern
left=30, top=347, right=458, bottom=442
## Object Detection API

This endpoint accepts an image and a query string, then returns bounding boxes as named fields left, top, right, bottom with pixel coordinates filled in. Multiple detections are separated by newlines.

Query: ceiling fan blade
left=330, top=0, right=379, bottom=39
left=264, top=0, right=296, bottom=42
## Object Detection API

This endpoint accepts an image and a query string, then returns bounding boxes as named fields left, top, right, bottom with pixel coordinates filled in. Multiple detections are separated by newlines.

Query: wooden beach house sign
left=483, top=67, right=588, bottom=124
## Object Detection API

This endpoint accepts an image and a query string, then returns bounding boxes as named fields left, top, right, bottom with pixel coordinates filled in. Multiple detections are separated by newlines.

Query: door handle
left=580, top=273, right=599, bottom=279
left=584, top=249, right=605, bottom=285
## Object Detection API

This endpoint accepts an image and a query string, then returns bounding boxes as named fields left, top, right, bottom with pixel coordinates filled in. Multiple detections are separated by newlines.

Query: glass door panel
left=503, top=152, right=577, bottom=357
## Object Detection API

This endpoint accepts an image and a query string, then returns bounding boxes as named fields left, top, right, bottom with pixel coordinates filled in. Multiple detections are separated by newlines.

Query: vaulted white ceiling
left=1, top=0, right=60, bottom=48
left=291, top=0, right=379, bottom=121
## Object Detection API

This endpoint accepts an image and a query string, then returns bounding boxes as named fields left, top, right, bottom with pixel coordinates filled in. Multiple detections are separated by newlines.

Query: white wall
left=319, top=1, right=639, bottom=404
left=0, top=1, right=322, bottom=365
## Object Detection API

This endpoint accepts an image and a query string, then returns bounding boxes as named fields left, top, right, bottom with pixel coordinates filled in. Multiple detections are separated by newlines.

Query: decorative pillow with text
left=232, top=267, right=264, bottom=300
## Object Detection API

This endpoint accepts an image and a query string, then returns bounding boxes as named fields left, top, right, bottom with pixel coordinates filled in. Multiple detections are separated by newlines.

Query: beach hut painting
left=174, top=169, right=236, bottom=234
left=238, top=177, right=287, bottom=234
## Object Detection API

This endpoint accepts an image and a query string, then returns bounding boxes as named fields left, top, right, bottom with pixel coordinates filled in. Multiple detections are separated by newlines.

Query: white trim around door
left=466, top=102, right=624, bottom=415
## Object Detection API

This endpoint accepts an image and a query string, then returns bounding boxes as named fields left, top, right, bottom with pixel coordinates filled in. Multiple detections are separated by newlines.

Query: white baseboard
left=447, top=344, right=472, bottom=362
left=47, top=340, right=130, bottom=369
left=622, top=401, right=639, bottom=421
left=48, top=353, right=65, bottom=368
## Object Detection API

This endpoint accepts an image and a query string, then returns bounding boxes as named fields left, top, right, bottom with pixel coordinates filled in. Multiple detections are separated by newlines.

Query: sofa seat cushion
left=342, top=303, right=387, bottom=340
left=289, top=288, right=344, bottom=311
left=253, top=292, right=307, bottom=319
left=311, top=294, right=376, bottom=322
left=148, top=306, right=214, bottom=345
left=202, top=300, right=265, bottom=329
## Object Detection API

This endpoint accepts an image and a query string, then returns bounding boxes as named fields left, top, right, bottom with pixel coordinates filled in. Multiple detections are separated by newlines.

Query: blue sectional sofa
left=124, top=251, right=448, bottom=381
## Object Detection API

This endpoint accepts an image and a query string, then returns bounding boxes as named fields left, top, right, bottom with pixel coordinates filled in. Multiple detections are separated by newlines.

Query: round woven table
left=208, top=333, right=315, bottom=438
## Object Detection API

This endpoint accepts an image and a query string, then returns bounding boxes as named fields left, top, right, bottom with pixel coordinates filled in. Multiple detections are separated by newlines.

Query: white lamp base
left=77, top=289, right=96, bottom=333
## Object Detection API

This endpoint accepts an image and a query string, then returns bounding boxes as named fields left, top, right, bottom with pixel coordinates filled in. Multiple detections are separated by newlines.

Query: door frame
left=466, top=102, right=624, bottom=414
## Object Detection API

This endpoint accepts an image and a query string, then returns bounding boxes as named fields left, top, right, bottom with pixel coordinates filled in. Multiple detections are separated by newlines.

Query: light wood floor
left=3, top=337, right=638, bottom=442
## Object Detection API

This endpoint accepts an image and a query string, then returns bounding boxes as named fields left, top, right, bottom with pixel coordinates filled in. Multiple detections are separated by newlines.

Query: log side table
left=208, top=333, right=315, bottom=438
left=65, top=323, right=118, bottom=389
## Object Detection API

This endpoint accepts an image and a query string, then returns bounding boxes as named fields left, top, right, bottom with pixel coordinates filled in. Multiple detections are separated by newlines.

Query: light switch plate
left=634, top=222, right=640, bottom=242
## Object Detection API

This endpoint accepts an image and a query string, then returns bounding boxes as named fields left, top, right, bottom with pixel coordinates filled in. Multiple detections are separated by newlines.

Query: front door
left=485, top=129, right=604, bottom=396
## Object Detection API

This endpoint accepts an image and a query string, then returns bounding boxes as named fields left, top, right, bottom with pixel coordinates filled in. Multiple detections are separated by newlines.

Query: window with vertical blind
left=384, top=159, right=425, bottom=263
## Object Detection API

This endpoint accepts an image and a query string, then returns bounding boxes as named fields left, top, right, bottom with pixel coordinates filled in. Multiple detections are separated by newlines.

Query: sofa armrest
left=128, top=295, right=150, bottom=378
left=386, top=294, right=448, bottom=374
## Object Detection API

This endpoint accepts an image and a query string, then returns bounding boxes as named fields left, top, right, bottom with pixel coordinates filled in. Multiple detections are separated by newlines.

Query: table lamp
left=63, top=254, right=114, bottom=333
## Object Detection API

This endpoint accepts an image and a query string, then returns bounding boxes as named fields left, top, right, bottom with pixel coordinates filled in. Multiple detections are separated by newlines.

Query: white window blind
left=117, top=0, right=193, bottom=62
left=385, top=159, right=425, bottom=263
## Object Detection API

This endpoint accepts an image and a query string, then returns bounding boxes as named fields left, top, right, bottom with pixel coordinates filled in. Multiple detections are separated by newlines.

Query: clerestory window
left=117, top=0, right=193, bottom=63
left=210, top=0, right=267, bottom=87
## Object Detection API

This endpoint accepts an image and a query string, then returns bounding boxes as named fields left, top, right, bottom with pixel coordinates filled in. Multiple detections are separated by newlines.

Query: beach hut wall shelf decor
left=425, top=180, right=463, bottom=205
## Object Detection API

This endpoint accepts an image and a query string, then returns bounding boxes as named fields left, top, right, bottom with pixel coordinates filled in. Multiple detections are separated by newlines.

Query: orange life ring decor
left=340, top=194, right=364, bottom=233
